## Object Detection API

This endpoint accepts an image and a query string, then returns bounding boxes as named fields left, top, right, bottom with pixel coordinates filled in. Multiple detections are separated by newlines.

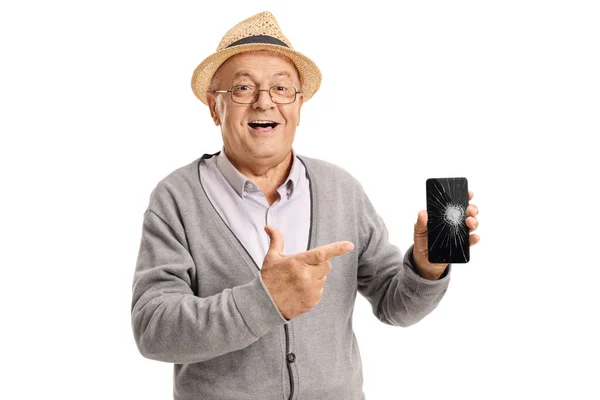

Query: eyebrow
left=232, top=72, right=254, bottom=81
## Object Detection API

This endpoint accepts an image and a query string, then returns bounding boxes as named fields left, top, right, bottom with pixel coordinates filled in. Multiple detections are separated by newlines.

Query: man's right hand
left=261, top=226, right=355, bottom=320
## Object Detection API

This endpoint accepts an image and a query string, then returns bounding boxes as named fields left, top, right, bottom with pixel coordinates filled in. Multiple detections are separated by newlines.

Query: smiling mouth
left=248, top=121, right=279, bottom=129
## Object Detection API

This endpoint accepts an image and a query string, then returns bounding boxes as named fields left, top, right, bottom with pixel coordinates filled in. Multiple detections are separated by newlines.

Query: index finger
left=297, top=241, right=355, bottom=265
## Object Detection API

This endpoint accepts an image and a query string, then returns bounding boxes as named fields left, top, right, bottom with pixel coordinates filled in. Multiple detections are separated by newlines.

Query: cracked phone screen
left=426, top=177, right=470, bottom=264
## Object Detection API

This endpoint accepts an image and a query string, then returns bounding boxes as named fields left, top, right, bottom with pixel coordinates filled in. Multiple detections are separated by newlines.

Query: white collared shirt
left=199, top=149, right=311, bottom=267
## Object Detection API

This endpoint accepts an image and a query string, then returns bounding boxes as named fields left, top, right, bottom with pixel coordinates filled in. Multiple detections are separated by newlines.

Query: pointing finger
left=297, top=241, right=354, bottom=265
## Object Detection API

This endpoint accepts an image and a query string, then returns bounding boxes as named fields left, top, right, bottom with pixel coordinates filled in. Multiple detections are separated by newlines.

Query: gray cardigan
left=132, top=153, right=450, bottom=400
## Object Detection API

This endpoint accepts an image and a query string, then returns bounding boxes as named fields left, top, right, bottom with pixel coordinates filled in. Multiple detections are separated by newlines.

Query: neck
left=225, top=150, right=294, bottom=205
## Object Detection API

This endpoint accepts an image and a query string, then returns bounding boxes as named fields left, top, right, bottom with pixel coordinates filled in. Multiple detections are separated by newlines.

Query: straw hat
left=191, top=11, right=322, bottom=105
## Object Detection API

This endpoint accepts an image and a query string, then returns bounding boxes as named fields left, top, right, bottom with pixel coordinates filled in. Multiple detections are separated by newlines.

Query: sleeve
left=131, top=209, right=287, bottom=364
left=356, top=188, right=450, bottom=327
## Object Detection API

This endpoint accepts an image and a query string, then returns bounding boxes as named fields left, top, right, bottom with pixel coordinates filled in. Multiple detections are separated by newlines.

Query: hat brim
left=191, top=43, right=321, bottom=105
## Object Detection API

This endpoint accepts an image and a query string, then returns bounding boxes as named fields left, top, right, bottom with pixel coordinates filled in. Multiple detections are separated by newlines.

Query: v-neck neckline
left=196, top=152, right=318, bottom=273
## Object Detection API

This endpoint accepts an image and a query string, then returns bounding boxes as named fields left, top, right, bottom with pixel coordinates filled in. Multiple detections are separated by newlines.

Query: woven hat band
left=226, top=35, right=290, bottom=49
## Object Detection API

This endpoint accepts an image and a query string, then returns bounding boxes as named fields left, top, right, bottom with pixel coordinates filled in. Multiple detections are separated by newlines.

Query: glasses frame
left=212, top=85, right=301, bottom=105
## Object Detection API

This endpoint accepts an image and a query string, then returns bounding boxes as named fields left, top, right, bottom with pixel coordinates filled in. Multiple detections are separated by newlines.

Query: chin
left=250, top=149, right=281, bottom=159
left=250, top=141, right=286, bottom=154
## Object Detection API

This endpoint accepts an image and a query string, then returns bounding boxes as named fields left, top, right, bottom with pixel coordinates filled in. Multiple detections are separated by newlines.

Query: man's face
left=207, top=52, right=304, bottom=169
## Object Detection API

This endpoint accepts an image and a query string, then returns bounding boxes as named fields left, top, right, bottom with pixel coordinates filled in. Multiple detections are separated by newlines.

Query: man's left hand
left=412, top=190, right=480, bottom=280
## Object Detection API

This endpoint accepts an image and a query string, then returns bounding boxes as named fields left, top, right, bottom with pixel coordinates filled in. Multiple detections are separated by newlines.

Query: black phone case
left=426, top=177, right=470, bottom=264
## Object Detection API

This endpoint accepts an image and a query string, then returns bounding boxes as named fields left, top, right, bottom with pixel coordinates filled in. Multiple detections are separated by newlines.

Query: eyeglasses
left=212, top=85, right=301, bottom=104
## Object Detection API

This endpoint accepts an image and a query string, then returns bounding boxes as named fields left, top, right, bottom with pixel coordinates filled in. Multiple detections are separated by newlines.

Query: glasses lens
left=269, top=86, right=296, bottom=104
left=231, top=85, right=257, bottom=104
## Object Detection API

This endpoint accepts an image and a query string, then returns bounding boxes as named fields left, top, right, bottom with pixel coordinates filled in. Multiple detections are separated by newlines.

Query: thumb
left=413, top=210, right=429, bottom=256
left=414, top=210, right=428, bottom=236
left=264, top=225, right=284, bottom=256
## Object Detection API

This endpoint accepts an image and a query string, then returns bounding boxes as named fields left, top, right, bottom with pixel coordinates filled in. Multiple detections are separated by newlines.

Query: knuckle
left=290, top=257, right=303, bottom=268
left=299, top=267, right=312, bottom=282
left=314, top=287, right=325, bottom=303
left=293, top=269, right=313, bottom=292
left=316, top=248, right=327, bottom=263
left=300, top=296, right=316, bottom=312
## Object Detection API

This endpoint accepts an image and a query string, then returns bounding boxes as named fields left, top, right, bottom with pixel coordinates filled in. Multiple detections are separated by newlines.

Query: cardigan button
left=286, top=353, right=296, bottom=363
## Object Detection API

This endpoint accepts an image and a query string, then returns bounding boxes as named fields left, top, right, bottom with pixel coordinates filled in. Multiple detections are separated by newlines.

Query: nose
left=252, top=89, right=275, bottom=110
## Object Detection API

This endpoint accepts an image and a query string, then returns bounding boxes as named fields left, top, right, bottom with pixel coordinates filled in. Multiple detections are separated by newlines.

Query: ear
left=206, top=92, right=221, bottom=126
left=296, top=94, right=304, bottom=126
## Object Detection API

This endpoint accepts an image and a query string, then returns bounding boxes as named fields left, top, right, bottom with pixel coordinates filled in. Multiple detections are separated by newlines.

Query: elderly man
left=132, top=11, right=480, bottom=400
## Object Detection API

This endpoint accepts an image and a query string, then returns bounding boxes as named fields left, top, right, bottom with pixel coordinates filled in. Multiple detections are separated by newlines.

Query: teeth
left=250, top=120, right=276, bottom=124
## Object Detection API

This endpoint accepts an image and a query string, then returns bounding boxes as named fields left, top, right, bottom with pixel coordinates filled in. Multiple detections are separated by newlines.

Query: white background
left=1, top=1, right=599, bottom=399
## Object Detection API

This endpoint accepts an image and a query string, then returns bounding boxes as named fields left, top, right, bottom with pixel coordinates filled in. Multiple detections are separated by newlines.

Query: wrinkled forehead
left=211, top=51, right=301, bottom=88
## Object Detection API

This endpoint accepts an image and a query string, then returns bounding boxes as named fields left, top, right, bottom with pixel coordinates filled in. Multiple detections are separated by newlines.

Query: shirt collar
left=216, top=148, right=302, bottom=200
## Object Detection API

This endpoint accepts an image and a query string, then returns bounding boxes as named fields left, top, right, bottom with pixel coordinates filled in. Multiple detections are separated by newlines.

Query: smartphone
left=426, top=177, right=470, bottom=264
